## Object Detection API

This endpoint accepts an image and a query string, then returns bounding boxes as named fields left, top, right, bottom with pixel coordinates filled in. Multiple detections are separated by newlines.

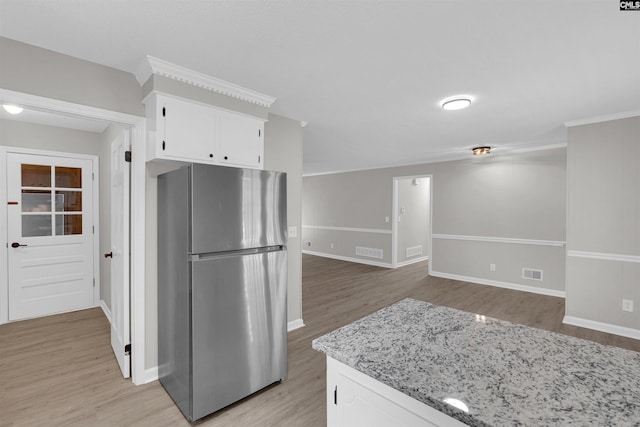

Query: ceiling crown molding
left=135, top=55, right=276, bottom=108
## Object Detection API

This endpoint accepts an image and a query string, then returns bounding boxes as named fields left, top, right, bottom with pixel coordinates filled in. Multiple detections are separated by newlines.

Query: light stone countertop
left=312, top=298, right=640, bottom=426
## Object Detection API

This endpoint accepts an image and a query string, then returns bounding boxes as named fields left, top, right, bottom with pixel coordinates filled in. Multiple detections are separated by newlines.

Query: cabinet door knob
left=209, top=153, right=213, bottom=158
left=104, top=252, right=113, bottom=258
left=224, top=156, right=228, bottom=160
left=11, top=242, right=27, bottom=248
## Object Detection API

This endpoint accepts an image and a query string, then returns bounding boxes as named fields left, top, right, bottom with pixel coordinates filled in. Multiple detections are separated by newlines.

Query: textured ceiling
left=1, top=0, right=638, bottom=174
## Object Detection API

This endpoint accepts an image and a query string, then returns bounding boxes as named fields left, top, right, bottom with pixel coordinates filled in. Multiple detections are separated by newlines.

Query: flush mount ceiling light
left=3, top=104, right=24, bottom=115
left=472, top=146, right=491, bottom=156
left=440, top=96, right=472, bottom=111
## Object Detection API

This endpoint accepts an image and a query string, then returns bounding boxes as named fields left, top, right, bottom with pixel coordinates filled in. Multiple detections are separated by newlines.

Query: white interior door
left=110, top=131, right=131, bottom=378
left=6, top=153, right=94, bottom=321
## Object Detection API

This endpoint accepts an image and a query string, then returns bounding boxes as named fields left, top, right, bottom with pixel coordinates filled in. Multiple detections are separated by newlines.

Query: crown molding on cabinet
left=135, top=55, right=277, bottom=108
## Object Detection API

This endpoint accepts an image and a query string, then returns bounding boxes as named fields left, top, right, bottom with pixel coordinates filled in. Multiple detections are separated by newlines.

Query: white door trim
left=0, top=88, right=147, bottom=385
left=2, top=147, right=100, bottom=317
left=391, top=174, right=432, bottom=269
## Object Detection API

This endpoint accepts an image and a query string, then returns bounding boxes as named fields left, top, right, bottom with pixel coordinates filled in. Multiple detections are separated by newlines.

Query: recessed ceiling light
left=472, top=146, right=491, bottom=156
left=3, top=104, right=24, bottom=115
left=440, top=96, right=472, bottom=111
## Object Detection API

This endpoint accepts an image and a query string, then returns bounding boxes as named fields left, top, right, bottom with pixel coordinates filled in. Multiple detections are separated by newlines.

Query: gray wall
left=566, top=117, right=640, bottom=331
left=303, top=148, right=567, bottom=294
left=0, top=37, right=143, bottom=116
left=264, top=113, right=304, bottom=326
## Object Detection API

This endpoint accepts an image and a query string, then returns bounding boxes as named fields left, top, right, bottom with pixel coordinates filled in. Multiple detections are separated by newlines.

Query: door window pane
left=22, top=190, right=52, bottom=212
left=22, top=215, right=53, bottom=237
left=55, top=191, right=82, bottom=212
left=55, top=214, right=82, bottom=235
left=22, top=164, right=51, bottom=187
left=55, top=167, right=82, bottom=188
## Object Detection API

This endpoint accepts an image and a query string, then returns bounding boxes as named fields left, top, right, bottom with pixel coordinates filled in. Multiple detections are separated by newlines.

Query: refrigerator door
left=190, top=249, right=288, bottom=421
left=190, top=164, right=287, bottom=253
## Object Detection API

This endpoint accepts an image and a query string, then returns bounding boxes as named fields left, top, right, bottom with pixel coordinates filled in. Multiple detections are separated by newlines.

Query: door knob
left=104, top=252, right=113, bottom=258
left=11, top=242, right=27, bottom=248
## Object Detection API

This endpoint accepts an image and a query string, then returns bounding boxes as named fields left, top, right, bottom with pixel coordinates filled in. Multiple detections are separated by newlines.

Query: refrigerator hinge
left=125, top=150, right=132, bottom=162
left=125, top=344, right=131, bottom=356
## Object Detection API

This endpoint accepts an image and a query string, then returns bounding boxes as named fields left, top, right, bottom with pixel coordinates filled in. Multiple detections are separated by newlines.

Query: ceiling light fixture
left=472, top=146, right=491, bottom=156
left=440, top=96, right=472, bottom=111
left=3, top=104, right=24, bottom=115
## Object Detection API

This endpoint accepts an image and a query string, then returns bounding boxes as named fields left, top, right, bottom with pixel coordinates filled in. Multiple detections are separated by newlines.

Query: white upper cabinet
left=146, top=93, right=265, bottom=169
left=218, top=112, right=264, bottom=169
left=162, top=96, right=218, bottom=162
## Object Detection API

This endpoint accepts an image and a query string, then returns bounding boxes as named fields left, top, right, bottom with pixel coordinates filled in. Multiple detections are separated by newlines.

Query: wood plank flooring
left=1, top=254, right=638, bottom=426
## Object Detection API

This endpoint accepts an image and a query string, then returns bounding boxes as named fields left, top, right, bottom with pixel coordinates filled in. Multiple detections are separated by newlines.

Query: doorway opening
left=0, top=88, right=146, bottom=384
left=391, top=175, right=432, bottom=268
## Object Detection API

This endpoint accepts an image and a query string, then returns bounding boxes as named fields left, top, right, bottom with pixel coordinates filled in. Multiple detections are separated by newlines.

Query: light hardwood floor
left=1, top=254, right=638, bottom=426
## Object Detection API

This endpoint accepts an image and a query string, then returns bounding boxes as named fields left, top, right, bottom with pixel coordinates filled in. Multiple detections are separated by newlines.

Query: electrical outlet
left=305, top=241, right=312, bottom=247
left=490, top=264, right=496, bottom=271
left=330, top=243, right=334, bottom=249
left=385, top=216, right=389, bottom=223
left=288, top=226, right=297, bottom=238
left=622, top=299, right=634, bottom=312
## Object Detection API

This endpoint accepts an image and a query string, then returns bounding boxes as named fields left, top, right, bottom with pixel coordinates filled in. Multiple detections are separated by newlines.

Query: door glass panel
left=22, top=164, right=51, bottom=187
left=55, top=167, right=82, bottom=188
left=23, top=215, right=53, bottom=237
left=55, top=214, right=82, bottom=235
left=22, top=190, right=52, bottom=212
left=55, top=191, right=82, bottom=212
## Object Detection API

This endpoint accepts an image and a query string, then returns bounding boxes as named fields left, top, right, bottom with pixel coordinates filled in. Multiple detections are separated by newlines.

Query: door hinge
left=92, top=172, right=95, bottom=181
left=93, top=278, right=95, bottom=287
left=125, top=150, right=132, bottom=163
left=92, top=225, right=95, bottom=234
left=258, top=129, right=261, bottom=137
left=125, top=344, right=131, bottom=355
left=162, top=106, right=166, bottom=117
left=334, top=385, right=338, bottom=405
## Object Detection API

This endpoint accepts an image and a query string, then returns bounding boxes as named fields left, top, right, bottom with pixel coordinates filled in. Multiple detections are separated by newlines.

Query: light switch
left=288, top=226, right=297, bottom=238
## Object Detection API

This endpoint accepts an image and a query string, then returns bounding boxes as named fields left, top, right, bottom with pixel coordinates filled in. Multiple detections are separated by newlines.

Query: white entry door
left=7, top=152, right=95, bottom=321
left=109, top=131, right=131, bottom=378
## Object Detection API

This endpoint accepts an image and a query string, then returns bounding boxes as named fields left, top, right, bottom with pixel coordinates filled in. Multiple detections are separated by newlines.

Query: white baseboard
left=429, top=271, right=566, bottom=298
left=100, top=300, right=112, bottom=324
left=144, top=366, right=159, bottom=383
left=302, top=250, right=393, bottom=268
left=563, top=315, right=640, bottom=340
left=395, top=256, right=429, bottom=268
left=287, top=318, right=305, bottom=332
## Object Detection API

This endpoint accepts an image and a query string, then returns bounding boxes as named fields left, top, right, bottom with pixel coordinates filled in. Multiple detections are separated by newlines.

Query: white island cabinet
left=327, top=357, right=466, bottom=427
left=145, top=93, right=264, bottom=169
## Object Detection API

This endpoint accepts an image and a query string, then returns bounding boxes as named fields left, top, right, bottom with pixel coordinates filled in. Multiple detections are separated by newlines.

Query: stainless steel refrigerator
left=157, top=163, right=287, bottom=422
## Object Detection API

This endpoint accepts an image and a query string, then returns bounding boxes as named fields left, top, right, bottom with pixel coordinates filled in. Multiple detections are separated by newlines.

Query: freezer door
left=191, top=164, right=287, bottom=253
left=191, top=250, right=288, bottom=420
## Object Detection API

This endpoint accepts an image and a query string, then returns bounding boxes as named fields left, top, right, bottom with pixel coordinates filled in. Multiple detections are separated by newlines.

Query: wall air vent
left=356, top=246, right=383, bottom=259
left=406, top=245, right=423, bottom=258
left=522, top=268, right=543, bottom=281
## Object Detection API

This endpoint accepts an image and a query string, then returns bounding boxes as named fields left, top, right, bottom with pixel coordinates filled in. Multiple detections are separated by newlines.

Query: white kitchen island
left=312, top=298, right=640, bottom=426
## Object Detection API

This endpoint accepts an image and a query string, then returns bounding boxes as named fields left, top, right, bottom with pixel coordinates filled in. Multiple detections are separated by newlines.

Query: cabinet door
left=162, top=97, right=218, bottom=162
left=218, top=112, right=264, bottom=169
left=327, top=358, right=467, bottom=427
